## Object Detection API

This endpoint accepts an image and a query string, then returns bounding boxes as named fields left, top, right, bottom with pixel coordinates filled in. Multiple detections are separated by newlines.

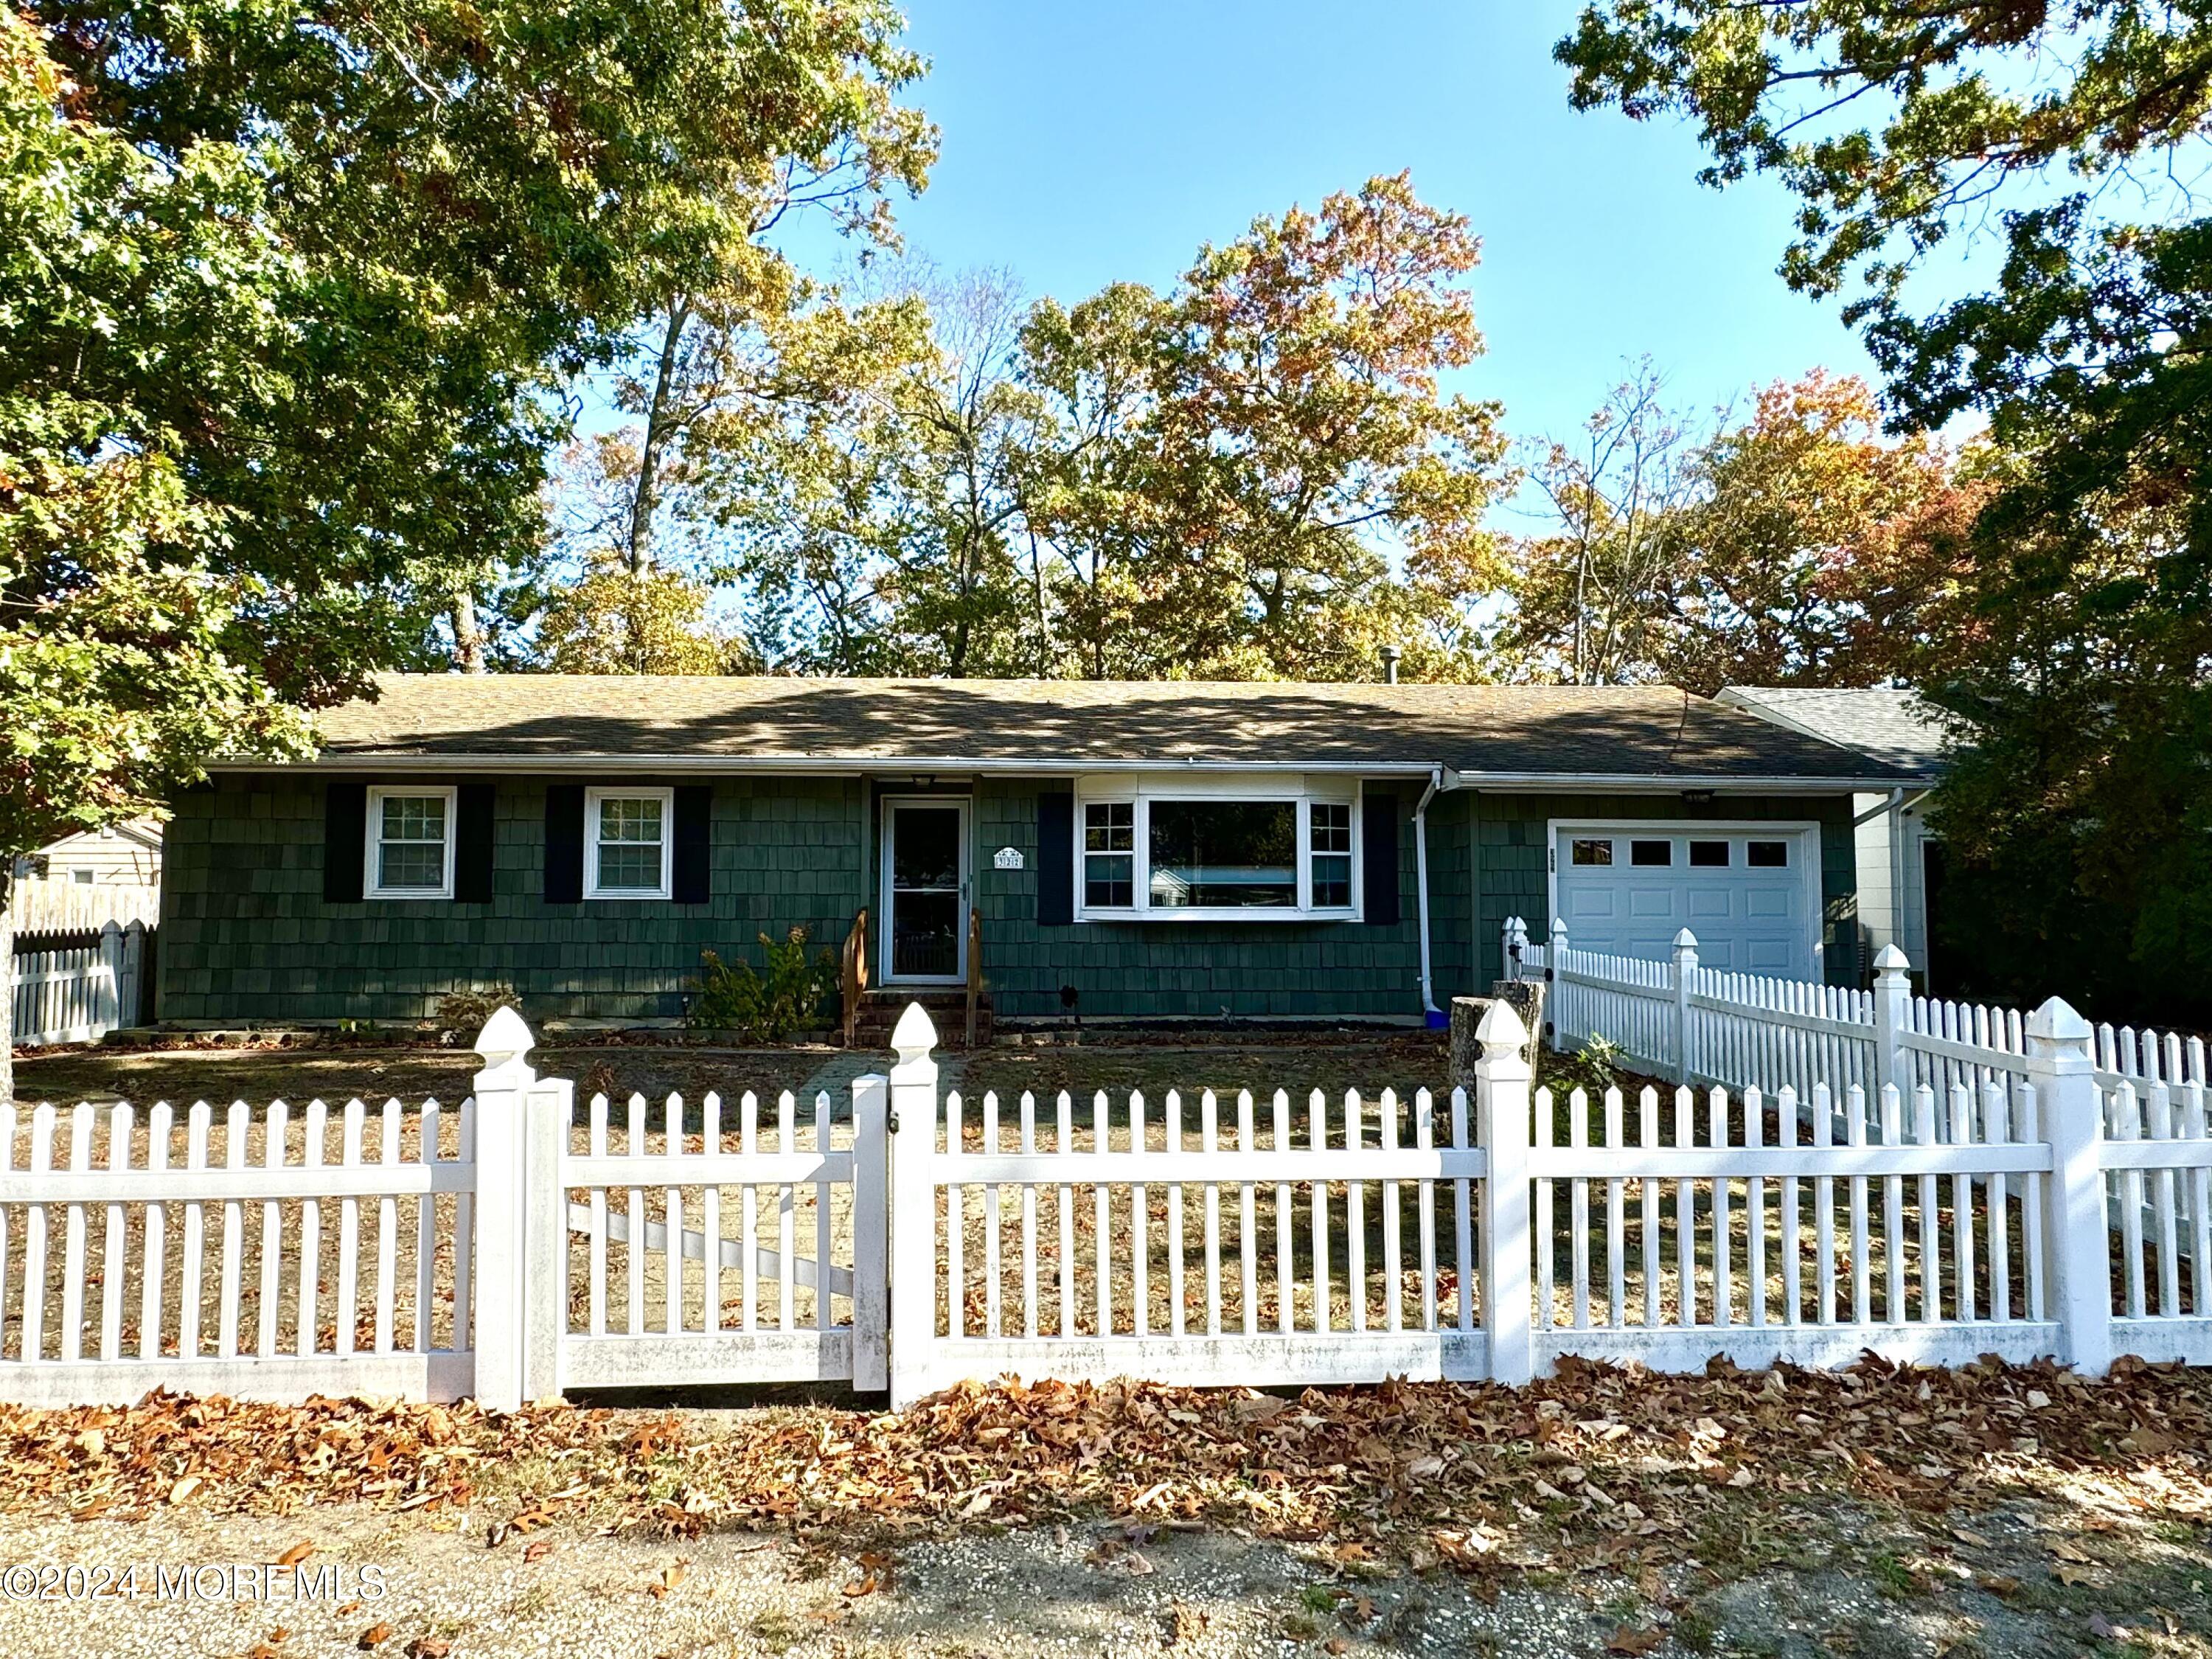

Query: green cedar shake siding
left=1467, top=793, right=1861, bottom=987
left=156, top=774, right=1863, bottom=1026
left=157, top=774, right=867, bottom=1024
left=967, top=779, right=1433, bottom=1021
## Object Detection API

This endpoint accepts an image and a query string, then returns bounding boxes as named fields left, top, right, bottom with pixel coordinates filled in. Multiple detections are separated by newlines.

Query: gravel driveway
left=1, top=1486, right=2202, bottom=1659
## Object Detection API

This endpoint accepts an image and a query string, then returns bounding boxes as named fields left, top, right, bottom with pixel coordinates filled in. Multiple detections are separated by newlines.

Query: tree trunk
left=627, top=299, right=692, bottom=577
left=450, top=588, right=486, bottom=672
left=0, top=866, right=13, bottom=1111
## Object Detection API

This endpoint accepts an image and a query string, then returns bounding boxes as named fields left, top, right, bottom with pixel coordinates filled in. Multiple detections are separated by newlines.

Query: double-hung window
left=1310, top=802, right=1353, bottom=907
left=1075, top=784, right=1360, bottom=920
left=365, top=786, right=456, bottom=900
left=1083, top=801, right=1135, bottom=908
left=585, top=787, right=672, bottom=900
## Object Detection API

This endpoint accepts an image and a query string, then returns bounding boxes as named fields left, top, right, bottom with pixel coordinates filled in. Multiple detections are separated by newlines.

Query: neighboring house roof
left=37, top=819, right=163, bottom=857
left=1714, top=687, right=1951, bottom=777
left=270, top=674, right=1926, bottom=787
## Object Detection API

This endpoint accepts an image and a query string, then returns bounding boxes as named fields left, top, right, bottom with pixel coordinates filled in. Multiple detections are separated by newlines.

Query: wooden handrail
left=840, top=907, right=869, bottom=1047
left=964, top=906, right=983, bottom=1048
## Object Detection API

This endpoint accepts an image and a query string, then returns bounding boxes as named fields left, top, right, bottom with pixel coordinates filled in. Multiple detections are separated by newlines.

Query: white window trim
left=364, top=785, right=457, bottom=902
left=1545, top=818, right=1825, bottom=978
left=585, top=785, right=675, bottom=902
left=1074, top=773, right=1363, bottom=923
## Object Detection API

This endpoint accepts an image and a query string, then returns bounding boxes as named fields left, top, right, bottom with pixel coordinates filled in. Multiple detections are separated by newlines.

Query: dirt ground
left=10, top=1038, right=845, bottom=1113
left=11, top=1028, right=1482, bottom=1115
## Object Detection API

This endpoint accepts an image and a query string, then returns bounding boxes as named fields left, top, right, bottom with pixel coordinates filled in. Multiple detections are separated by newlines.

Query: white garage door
left=1552, top=827, right=1818, bottom=977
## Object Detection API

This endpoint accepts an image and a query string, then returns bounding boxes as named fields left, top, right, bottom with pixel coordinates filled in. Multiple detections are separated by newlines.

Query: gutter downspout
left=1885, top=787, right=1905, bottom=976
left=1415, top=765, right=1444, bottom=1028
left=1890, top=786, right=1935, bottom=982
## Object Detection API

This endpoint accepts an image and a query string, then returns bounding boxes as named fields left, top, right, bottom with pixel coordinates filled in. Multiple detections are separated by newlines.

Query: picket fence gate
left=11, top=920, right=150, bottom=1048
left=0, top=998, right=2203, bottom=1412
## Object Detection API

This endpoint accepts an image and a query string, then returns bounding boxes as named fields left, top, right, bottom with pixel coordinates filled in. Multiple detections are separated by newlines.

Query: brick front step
left=849, top=988, right=994, bottom=1049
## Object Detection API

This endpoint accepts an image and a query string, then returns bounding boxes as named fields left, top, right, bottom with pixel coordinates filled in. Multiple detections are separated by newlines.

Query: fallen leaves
left=357, top=1621, right=392, bottom=1649
left=0, top=1354, right=2199, bottom=1586
left=1605, top=1627, right=1666, bottom=1655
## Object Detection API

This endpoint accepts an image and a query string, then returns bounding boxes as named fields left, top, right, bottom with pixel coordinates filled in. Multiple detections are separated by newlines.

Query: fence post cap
left=1672, top=928, right=1698, bottom=951
left=891, top=1000, right=938, bottom=1064
left=473, top=1006, right=535, bottom=1074
left=1872, top=943, right=1911, bottom=975
left=1473, top=998, right=1528, bottom=1055
left=2025, top=996, right=2091, bottom=1045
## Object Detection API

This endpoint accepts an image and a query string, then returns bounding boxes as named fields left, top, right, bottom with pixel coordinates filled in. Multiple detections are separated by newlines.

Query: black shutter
left=543, top=784, right=584, bottom=904
left=1363, top=790, right=1401, bottom=927
left=1037, top=790, right=1074, bottom=925
left=672, top=785, right=712, bottom=903
left=454, top=782, right=495, bottom=903
left=323, top=780, right=366, bottom=903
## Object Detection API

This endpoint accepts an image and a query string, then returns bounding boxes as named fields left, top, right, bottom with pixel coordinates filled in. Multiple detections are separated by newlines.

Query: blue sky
left=830, top=0, right=1893, bottom=450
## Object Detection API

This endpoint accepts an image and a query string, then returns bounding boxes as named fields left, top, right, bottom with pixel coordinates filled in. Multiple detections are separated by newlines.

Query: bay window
left=1074, top=782, right=1360, bottom=920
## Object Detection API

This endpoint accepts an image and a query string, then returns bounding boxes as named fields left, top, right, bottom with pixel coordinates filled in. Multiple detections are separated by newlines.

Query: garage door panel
left=1747, top=939, right=1795, bottom=973
left=1627, top=888, right=1677, bottom=919
left=1686, top=889, right=1732, bottom=919
left=1567, top=888, right=1618, bottom=921
left=1745, top=889, right=1792, bottom=919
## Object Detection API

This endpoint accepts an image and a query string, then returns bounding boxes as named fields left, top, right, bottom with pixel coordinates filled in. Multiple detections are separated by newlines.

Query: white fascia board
left=206, top=754, right=1927, bottom=790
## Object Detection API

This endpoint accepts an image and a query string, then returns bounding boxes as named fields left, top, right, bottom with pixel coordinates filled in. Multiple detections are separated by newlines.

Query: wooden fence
left=10, top=879, right=161, bottom=935
left=0, top=998, right=2202, bottom=1409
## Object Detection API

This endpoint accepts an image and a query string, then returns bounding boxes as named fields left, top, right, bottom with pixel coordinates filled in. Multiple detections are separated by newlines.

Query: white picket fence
left=0, top=1091, right=477, bottom=1405
left=1506, top=915, right=2206, bottom=1105
left=0, top=998, right=2202, bottom=1411
left=11, top=920, right=150, bottom=1047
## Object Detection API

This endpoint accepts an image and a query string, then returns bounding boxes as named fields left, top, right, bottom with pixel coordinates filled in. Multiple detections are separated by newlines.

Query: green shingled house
left=156, top=675, right=1932, bottom=1031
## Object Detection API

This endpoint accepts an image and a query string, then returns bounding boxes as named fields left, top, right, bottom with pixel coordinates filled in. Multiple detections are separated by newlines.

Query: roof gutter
left=223, top=754, right=1450, bottom=777
left=211, top=754, right=1925, bottom=789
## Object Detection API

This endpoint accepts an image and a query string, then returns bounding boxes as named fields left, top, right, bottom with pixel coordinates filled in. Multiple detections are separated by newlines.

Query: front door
left=881, top=798, right=969, bottom=983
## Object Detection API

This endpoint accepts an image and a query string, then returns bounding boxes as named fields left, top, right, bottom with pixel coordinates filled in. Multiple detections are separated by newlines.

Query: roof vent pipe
left=1379, top=644, right=1402, bottom=684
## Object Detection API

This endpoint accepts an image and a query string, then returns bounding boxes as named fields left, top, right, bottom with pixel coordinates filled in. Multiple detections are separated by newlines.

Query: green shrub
left=686, top=928, right=839, bottom=1043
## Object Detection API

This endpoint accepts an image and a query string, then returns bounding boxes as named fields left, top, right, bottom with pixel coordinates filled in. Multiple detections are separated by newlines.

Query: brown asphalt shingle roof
left=298, top=675, right=1925, bottom=783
